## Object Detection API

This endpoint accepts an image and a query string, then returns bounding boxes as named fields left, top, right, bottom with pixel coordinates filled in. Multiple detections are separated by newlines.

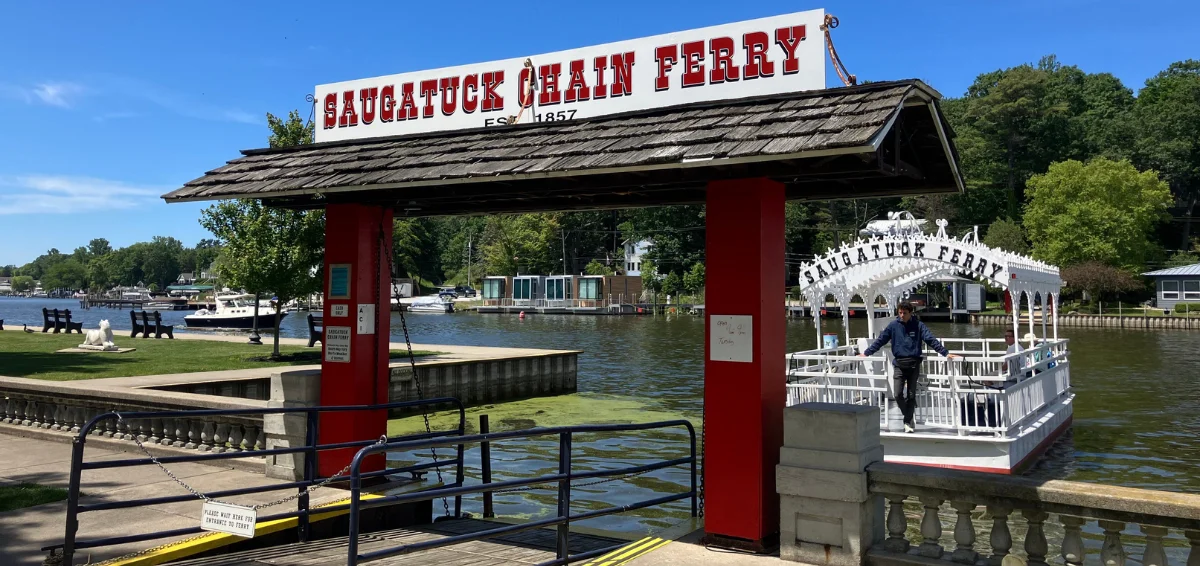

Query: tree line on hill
left=5, top=56, right=1196, bottom=306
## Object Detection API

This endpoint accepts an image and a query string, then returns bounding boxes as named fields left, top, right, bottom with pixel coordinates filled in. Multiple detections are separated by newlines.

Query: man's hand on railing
left=947, top=354, right=961, bottom=360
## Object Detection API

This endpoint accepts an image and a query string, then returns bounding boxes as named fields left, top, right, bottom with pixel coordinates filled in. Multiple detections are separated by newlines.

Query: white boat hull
left=880, top=394, right=1073, bottom=474
left=409, top=303, right=454, bottom=313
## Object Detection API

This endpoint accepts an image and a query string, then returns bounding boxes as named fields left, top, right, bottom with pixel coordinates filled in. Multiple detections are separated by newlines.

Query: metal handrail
left=55, top=397, right=466, bottom=565
left=346, top=419, right=698, bottom=565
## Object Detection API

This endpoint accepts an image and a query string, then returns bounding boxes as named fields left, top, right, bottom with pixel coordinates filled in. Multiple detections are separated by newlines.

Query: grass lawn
left=0, top=483, right=69, bottom=512
left=0, top=332, right=439, bottom=381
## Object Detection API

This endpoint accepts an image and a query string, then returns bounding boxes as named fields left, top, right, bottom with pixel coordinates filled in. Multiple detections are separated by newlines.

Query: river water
left=3, top=297, right=1199, bottom=536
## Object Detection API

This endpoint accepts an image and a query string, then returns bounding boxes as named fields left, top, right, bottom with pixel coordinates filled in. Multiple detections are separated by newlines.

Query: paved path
left=0, top=433, right=353, bottom=566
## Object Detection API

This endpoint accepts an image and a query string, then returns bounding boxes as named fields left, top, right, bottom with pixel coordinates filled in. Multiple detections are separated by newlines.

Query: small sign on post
left=357, top=304, right=376, bottom=335
left=325, top=326, right=351, bottom=362
left=710, top=314, right=753, bottom=363
left=331, top=304, right=349, bottom=317
left=200, top=501, right=257, bottom=539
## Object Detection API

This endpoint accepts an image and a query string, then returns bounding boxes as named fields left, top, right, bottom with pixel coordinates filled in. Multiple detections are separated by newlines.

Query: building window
left=1162, top=280, right=1179, bottom=300
left=579, top=278, right=602, bottom=300
left=1185, top=280, right=1200, bottom=300
left=483, top=279, right=505, bottom=299
left=514, top=279, right=534, bottom=300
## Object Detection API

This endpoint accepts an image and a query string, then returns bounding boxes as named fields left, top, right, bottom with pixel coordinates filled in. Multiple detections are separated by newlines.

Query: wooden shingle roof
left=163, top=80, right=963, bottom=215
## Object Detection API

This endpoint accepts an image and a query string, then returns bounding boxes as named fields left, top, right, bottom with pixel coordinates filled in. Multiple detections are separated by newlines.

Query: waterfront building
left=623, top=240, right=650, bottom=276
left=1143, top=263, right=1200, bottom=311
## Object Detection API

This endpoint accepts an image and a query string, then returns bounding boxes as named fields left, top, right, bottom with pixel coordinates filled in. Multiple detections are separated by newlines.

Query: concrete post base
left=777, top=403, right=885, bottom=566
left=264, top=369, right=321, bottom=481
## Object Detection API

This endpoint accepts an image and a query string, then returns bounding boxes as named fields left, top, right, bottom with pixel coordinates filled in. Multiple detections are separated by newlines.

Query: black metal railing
left=53, top=398, right=466, bottom=565
left=345, top=419, right=698, bottom=566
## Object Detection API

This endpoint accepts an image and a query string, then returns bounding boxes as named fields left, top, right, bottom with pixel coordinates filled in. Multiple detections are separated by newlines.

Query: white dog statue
left=80, top=320, right=117, bottom=351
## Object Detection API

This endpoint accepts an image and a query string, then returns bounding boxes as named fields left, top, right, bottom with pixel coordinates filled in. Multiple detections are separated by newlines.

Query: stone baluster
left=3, top=398, right=18, bottom=424
left=135, top=419, right=150, bottom=442
left=1185, top=531, right=1200, bottom=566
left=226, top=424, right=244, bottom=453
left=171, top=419, right=188, bottom=448
left=919, top=497, right=945, bottom=558
left=951, top=501, right=979, bottom=564
left=989, top=504, right=1014, bottom=566
left=212, top=423, right=230, bottom=453
left=254, top=427, right=265, bottom=451
left=883, top=495, right=911, bottom=553
left=184, top=420, right=202, bottom=449
left=51, top=404, right=65, bottom=431
left=1061, top=515, right=1087, bottom=566
left=198, top=421, right=216, bottom=452
left=66, top=406, right=81, bottom=434
left=90, top=409, right=106, bottom=436
left=1141, top=525, right=1169, bottom=566
left=25, top=399, right=39, bottom=426
left=1023, top=509, right=1049, bottom=566
left=1, top=398, right=12, bottom=423
left=1100, top=520, right=1127, bottom=566
left=241, top=425, right=260, bottom=452
left=147, top=418, right=163, bottom=444
left=40, top=402, right=54, bottom=429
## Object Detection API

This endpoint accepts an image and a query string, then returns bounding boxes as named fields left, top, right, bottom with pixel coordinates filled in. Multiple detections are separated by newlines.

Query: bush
left=1174, top=302, right=1200, bottom=314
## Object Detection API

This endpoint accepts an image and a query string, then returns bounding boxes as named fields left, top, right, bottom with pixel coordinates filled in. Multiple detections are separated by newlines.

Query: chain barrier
left=698, top=402, right=706, bottom=518
left=820, top=14, right=857, bottom=87
left=379, top=219, right=453, bottom=518
left=115, top=412, right=386, bottom=510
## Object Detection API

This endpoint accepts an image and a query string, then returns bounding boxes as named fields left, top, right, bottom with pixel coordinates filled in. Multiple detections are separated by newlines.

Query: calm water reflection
left=4, top=297, right=1199, bottom=532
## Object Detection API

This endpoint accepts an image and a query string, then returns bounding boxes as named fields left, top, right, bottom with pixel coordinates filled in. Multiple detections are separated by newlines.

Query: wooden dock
left=169, top=519, right=627, bottom=566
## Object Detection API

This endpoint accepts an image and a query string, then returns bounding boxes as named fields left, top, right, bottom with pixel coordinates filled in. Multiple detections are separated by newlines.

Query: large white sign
left=710, top=315, right=754, bottom=363
left=315, top=9, right=825, bottom=143
left=200, top=501, right=257, bottom=539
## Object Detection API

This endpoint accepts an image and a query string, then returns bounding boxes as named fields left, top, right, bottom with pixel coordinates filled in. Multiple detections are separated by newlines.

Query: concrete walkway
left=625, top=530, right=780, bottom=566
left=0, top=433, right=353, bottom=566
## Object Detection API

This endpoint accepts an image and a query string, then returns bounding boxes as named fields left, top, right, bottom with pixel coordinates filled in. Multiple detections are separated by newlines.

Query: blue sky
left=1, top=0, right=1195, bottom=265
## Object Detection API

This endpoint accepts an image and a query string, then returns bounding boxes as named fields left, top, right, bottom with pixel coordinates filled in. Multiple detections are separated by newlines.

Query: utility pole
left=561, top=229, right=568, bottom=275
left=466, top=232, right=473, bottom=286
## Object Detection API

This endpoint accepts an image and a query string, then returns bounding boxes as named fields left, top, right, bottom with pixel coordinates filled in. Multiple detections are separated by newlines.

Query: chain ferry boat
left=786, top=213, right=1071, bottom=474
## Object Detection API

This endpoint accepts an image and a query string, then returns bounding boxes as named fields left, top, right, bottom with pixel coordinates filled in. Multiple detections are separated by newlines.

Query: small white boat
left=185, top=294, right=286, bottom=328
left=409, top=297, right=455, bottom=313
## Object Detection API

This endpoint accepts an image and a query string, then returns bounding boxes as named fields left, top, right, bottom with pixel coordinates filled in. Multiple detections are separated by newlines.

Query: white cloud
left=0, top=175, right=163, bottom=216
left=32, top=82, right=84, bottom=108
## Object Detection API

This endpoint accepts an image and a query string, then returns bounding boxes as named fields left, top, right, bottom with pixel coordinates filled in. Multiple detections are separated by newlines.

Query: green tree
left=682, top=262, right=705, bottom=295
left=266, top=110, right=315, bottom=148
left=142, top=236, right=184, bottom=289
left=583, top=260, right=615, bottom=275
left=480, top=214, right=560, bottom=276
left=661, top=271, right=683, bottom=297
left=1024, top=158, right=1172, bottom=269
left=983, top=217, right=1030, bottom=254
left=1060, top=261, right=1142, bottom=304
left=87, top=238, right=113, bottom=258
left=640, top=259, right=661, bottom=296
left=1164, top=250, right=1198, bottom=268
left=11, top=275, right=34, bottom=293
left=194, top=239, right=222, bottom=278
left=42, top=259, right=88, bottom=291
left=201, top=200, right=325, bottom=357
left=1134, top=60, right=1200, bottom=248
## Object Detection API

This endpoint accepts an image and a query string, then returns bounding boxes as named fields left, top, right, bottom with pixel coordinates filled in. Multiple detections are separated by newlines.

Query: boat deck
left=169, top=519, right=627, bottom=566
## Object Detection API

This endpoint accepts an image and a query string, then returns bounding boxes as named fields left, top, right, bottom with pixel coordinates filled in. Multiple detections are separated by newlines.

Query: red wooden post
left=703, top=178, right=785, bottom=549
left=317, top=203, right=394, bottom=476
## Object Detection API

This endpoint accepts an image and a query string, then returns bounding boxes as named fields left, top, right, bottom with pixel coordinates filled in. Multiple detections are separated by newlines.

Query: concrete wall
left=778, top=403, right=885, bottom=566
left=388, top=353, right=577, bottom=407
left=972, top=313, right=1200, bottom=329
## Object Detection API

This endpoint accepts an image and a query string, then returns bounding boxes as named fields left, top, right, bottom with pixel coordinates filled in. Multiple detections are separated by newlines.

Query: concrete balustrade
left=780, top=403, right=1200, bottom=566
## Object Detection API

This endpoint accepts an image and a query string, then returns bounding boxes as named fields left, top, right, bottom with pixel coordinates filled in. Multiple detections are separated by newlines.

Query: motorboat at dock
left=408, top=296, right=455, bottom=313
left=184, top=293, right=286, bottom=328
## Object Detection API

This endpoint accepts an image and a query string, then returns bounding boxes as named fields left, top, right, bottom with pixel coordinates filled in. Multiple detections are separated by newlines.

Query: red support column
left=703, top=178, right=785, bottom=549
left=318, top=203, right=394, bottom=477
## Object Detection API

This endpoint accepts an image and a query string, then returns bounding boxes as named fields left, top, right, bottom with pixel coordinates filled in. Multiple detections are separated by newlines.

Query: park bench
left=42, top=308, right=83, bottom=334
left=307, top=314, right=323, bottom=347
left=130, top=310, right=175, bottom=339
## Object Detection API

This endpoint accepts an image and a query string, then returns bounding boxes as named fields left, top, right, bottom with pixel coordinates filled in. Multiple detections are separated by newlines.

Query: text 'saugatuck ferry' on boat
left=786, top=213, right=1071, bottom=474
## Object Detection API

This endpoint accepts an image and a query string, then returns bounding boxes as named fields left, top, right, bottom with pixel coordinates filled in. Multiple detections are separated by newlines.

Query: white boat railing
left=786, top=339, right=1071, bottom=437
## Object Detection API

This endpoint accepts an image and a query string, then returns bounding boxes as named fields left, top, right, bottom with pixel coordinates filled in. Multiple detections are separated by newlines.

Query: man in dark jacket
left=858, top=301, right=959, bottom=433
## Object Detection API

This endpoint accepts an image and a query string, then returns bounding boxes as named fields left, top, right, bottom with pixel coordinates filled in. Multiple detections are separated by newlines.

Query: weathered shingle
left=163, top=80, right=931, bottom=202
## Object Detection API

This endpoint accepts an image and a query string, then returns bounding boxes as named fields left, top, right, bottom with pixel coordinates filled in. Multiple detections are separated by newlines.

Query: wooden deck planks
left=169, top=519, right=624, bottom=566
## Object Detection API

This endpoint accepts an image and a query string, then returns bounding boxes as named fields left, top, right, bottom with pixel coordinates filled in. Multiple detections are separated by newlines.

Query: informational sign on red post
left=315, top=9, right=826, bottom=143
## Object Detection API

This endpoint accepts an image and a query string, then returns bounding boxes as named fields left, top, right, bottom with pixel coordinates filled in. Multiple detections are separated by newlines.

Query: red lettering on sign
left=399, top=82, right=418, bottom=120
left=709, top=36, right=739, bottom=83
left=612, top=52, right=635, bottom=97
left=538, top=63, right=562, bottom=105
left=681, top=40, right=706, bottom=88
left=517, top=67, right=534, bottom=108
left=482, top=71, right=504, bottom=112
left=564, top=59, right=590, bottom=103
left=359, top=87, right=378, bottom=124
left=463, top=74, right=479, bottom=114
left=743, top=31, right=775, bottom=79
left=419, top=79, right=438, bottom=118
left=592, top=56, right=609, bottom=99
left=654, top=45, right=677, bottom=91
left=323, top=93, right=337, bottom=129
left=379, top=85, right=395, bottom=122
left=775, top=25, right=806, bottom=75
left=339, top=90, right=358, bottom=127
left=440, top=77, right=460, bottom=116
